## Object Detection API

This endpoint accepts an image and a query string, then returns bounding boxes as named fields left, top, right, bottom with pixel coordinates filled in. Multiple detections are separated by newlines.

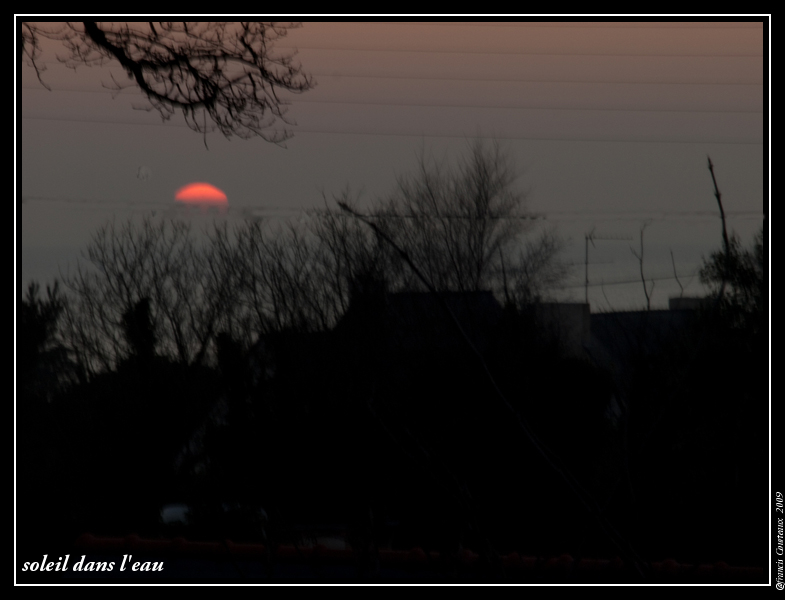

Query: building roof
left=336, top=290, right=503, bottom=355
left=588, top=309, right=700, bottom=373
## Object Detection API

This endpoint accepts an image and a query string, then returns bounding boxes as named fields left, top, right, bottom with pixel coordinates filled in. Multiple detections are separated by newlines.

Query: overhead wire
left=19, top=115, right=764, bottom=145
left=22, top=60, right=765, bottom=86
left=20, top=85, right=764, bottom=115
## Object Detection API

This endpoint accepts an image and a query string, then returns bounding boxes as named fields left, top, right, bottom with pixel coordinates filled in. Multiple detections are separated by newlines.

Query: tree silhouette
left=19, top=281, right=78, bottom=398
left=18, top=282, right=77, bottom=567
left=21, top=21, right=314, bottom=145
left=121, top=297, right=157, bottom=362
left=377, top=140, right=528, bottom=293
left=61, top=218, right=252, bottom=374
left=368, top=140, right=567, bottom=303
left=700, top=226, right=764, bottom=334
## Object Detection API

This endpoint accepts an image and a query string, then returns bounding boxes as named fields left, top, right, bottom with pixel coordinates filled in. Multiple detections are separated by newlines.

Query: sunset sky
left=18, top=20, right=767, bottom=310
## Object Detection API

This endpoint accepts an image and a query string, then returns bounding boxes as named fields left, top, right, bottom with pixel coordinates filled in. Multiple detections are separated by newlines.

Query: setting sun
left=174, top=182, right=228, bottom=205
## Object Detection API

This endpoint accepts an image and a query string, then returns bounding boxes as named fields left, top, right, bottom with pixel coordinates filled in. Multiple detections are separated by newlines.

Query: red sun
left=175, top=182, right=228, bottom=205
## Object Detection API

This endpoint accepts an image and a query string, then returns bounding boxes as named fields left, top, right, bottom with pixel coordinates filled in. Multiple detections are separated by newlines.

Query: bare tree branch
left=670, top=249, right=684, bottom=298
left=22, top=21, right=314, bottom=145
left=630, top=223, right=653, bottom=311
left=707, top=156, right=730, bottom=302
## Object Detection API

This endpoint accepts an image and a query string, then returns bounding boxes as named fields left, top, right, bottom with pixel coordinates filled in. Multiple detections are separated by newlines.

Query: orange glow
left=174, top=182, right=228, bottom=204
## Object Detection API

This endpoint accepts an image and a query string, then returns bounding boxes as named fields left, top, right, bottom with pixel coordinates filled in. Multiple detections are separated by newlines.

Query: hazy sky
left=18, top=20, right=767, bottom=310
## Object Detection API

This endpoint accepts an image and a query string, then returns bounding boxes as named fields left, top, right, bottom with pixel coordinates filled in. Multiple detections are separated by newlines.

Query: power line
left=307, top=74, right=763, bottom=87
left=279, top=45, right=764, bottom=58
left=20, top=116, right=764, bottom=145
left=19, top=195, right=763, bottom=220
left=377, top=22, right=764, bottom=30
left=22, top=64, right=765, bottom=87
left=557, top=271, right=702, bottom=289
left=545, top=209, right=761, bottom=216
left=20, top=86, right=763, bottom=115
left=20, top=195, right=300, bottom=210
left=286, top=99, right=763, bottom=115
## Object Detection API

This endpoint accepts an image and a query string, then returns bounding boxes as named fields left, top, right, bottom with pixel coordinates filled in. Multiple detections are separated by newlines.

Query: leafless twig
left=707, top=156, right=730, bottom=302
left=630, top=224, right=654, bottom=310
left=670, top=250, right=684, bottom=298
left=23, top=22, right=315, bottom=145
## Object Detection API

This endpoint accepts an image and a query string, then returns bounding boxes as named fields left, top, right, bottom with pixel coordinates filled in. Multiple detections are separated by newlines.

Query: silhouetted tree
left=700, top=226, right=764, bottom=334
left=21, top=21, right=314, bottom=144
left=61, top=218, right=250, bottom=375
left=377, top=140, right=526, bottom=293
left=121, top=297, right=157, bottom=362
left=18, top=282, right=77, bottom=570
left=595, top=223, right=768, bottom=566
left=508, top=229, right=569, bottom=306
left=19, top=281, right=78, bottom=399
left=351, top=141, right=569, bottom=304
left=44, top=142, right=578, bottom=566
